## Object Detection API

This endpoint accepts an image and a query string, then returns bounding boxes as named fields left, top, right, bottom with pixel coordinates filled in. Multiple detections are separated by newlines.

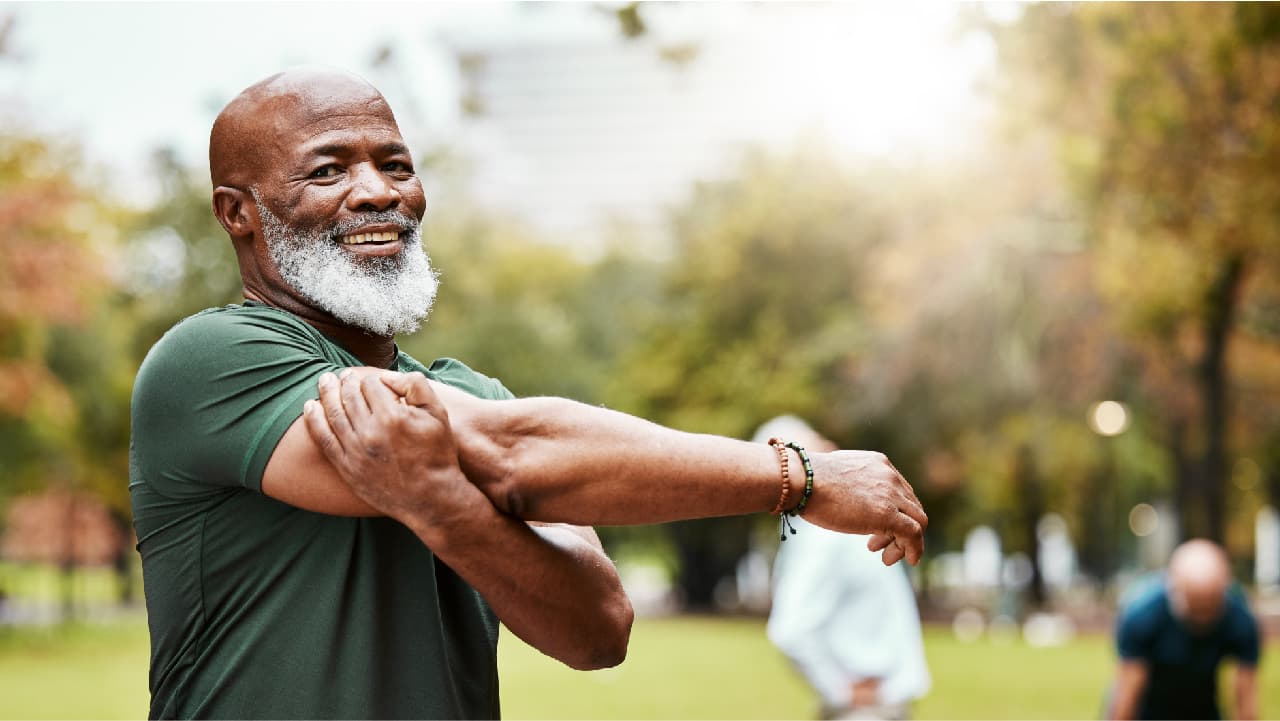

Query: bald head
left=209, top=67, right=394, bottom=189
left=1167, top=539, right=1233, bottom=631
left=751, top=415, right=838, bottom=452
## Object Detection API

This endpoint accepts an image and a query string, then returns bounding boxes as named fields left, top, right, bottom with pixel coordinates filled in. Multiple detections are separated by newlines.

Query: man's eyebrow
left=302, top=142, right=412, bottom=158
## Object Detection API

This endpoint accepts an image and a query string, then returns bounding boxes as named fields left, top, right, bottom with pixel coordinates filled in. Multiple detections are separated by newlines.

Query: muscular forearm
left=449, top=394, right=785, bottom=525
left=405, top=495, right=633, bottom=670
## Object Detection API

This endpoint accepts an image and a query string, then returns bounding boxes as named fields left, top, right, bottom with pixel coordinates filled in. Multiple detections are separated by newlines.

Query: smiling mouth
left=338, top=230, right=401, bottom=245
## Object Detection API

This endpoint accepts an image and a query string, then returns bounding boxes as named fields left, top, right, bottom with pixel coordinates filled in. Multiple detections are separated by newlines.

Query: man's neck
left=243, top=289, right=398, bottom=368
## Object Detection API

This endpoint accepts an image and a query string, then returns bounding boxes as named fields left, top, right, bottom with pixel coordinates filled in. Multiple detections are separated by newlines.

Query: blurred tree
left=0, top=129, right=145, bottom=612
left=121, top=147, right=244, bottom=357
left=992, top=2, right=1280, bottom=545
left=405, top=191, right=663, bottom=404
left=0, top=135, right=110, bottom=502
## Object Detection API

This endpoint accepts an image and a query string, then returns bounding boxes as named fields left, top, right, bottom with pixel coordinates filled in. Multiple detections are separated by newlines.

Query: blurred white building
left=420, top=3, right=993, bottom=251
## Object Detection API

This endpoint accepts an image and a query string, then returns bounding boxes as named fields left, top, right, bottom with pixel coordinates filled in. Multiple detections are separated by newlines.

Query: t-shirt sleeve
left=1116, top=600, right=1156, bottom=661
left=1225, top=592, right=1262, bottom=666
left=420, top=356, right=516, bottom=401
left=131, top=309, right=342, bottom=499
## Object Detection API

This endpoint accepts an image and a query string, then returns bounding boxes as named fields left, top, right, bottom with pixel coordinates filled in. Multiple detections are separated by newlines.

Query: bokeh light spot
left=1089, top=400, right=1129, bottom=437
left=1129, top=503, right=1158, bottom=537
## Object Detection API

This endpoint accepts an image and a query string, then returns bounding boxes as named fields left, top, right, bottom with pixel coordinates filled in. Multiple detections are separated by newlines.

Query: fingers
left=378, top=371, right=438, bottom=409
left=869, top=532, right=916, bottom=567
left=879, top=543, right=906, bottom=566
left=867, top=534, right=894, bottom=552
left=317, top=372, right=357, bottom=448
left=882, top=455, right=927, bottom=563
left=303, top=398, right=344, bottom=459
left=361, top=372, right=409, bottom=418
left=337, top=369, right=373, bottom=427
left=890, top=512, right=925, bottom=566
left=897, top=496, right=929, bottom=533
left=885, top=457, right=926, bottom=518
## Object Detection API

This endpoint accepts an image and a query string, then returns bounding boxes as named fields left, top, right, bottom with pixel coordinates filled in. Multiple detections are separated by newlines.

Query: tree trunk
left=1014, top=445, right=1047, bottom=609
left=1172, top=420, right=1198, bottom=542
left=666, top=517, right=753, bottom=611
left=110, top=510, right=135, bottom=606
left=1196, top=253, right=1245, bottom=544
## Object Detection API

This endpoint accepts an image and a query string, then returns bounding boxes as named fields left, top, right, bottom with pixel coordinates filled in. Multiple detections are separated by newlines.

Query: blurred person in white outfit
left=758, top=416, right=931, bottom=720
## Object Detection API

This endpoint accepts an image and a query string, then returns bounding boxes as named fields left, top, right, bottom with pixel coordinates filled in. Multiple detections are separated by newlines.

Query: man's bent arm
left=1235, top=664, right=1258, bottom=720
left=1108, top=659, right=1148, bottom=720
left=264, top=376, right=633, bottom=671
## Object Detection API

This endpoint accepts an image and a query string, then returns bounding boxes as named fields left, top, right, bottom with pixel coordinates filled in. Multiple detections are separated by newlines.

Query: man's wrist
left=762, top=442, right=809, bottom=514
left=783, top=447, right=810, bottom=513
left=400, top=476, right=500, bottom=552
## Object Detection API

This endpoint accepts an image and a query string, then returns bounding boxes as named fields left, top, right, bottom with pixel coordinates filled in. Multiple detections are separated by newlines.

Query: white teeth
left=339, top=231, right=400, bottom=245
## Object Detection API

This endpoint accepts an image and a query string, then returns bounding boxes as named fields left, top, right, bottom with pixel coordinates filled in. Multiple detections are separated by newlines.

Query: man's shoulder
left=157, top=302, right=317, bottom=349
left=399, top=354, right=515, bottom=401
left=140, top=303, right=321, bottom=369
left=1118, top=577, right=1171, bottom=638
left=133, top=303, right=335, bottom=416
left=1223, top=586, right=1260, bottom=638
left=1121, top=575, right=1168, bottom=613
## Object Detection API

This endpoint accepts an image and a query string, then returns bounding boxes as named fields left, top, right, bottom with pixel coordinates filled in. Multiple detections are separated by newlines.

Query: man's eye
left=383, top=162, right=414, bottom=174
left=310, top=165, right=340, bottom=178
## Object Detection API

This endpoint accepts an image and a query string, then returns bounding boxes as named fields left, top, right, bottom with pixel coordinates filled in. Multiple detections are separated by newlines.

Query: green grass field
left=0, top=614, right=1273, bottom=719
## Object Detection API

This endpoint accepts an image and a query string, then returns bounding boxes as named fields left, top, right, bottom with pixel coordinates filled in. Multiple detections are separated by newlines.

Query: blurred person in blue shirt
left=1110, top=539, right=1261, bottom=720
left=759, top=416, right=931, bottom=720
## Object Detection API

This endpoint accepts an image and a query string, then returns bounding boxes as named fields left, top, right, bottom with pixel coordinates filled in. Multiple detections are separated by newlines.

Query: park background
left=3, top=1, right=1280, bottom=718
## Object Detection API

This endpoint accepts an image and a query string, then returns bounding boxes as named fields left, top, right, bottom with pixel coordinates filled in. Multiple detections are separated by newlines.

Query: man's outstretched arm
left=433, top=379, right=926, bottom=563
left=294, top=369, right=926, bottom=565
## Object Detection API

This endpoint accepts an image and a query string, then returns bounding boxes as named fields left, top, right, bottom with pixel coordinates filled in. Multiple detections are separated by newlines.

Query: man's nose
left=346, top=163, right=401, bottom=212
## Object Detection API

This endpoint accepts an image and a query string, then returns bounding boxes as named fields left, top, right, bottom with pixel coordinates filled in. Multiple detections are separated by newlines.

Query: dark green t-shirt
left=130, top=302, right=512, bottom=720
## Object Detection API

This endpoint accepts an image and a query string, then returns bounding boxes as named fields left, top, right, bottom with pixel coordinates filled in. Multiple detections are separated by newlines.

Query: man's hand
left=302, top=369, right=486, bottom=537
left=803, top=451, right=927, bottom=566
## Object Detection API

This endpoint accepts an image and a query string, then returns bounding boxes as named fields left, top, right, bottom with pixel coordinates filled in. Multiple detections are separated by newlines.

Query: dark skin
left=209, top=67, right=928, bottom=670
left=210, top=69, right=409, bottom=366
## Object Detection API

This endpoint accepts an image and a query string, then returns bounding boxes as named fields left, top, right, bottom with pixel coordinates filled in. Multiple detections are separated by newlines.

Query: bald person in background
left=1109, top=540, right=1261, bottom=720
left=129, top=66, right=927, bottom=719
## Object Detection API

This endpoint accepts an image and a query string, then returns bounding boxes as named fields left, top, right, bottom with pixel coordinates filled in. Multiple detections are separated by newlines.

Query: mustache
left=328, top=211, right=419, bottom=240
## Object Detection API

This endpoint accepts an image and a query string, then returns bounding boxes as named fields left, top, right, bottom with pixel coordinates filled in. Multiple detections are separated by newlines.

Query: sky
left=0, top=2, right=1017, bottom=239
left=1, top=3, right=529, bottom=190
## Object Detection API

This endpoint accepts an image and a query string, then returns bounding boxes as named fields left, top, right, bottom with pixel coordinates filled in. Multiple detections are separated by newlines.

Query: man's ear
left=212, top=186, right=255, bottom=241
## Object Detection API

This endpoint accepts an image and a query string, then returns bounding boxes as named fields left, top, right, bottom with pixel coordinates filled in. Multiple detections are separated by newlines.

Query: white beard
left=252, top=190, right=439, bottom=337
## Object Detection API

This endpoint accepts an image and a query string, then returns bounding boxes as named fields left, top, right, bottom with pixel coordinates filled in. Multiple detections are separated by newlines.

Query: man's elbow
left=568, top=595, right=634, bottom=671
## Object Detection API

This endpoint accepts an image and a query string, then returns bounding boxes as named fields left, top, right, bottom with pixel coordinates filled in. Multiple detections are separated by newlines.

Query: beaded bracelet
left=785, top=441, right=815, bottom=516
left=768, top=437, right=802, bottom=541
left=767, top=437, right=792, bottom=516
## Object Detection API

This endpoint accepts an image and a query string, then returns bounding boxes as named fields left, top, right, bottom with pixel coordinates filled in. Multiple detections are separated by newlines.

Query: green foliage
left=0, top=133, right=128, bottom=509
left=405, top=203, right=662, bottom=403
left=994, top=2, right=1280, bottom=545
left=607, top=147, right=880, bottom=440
